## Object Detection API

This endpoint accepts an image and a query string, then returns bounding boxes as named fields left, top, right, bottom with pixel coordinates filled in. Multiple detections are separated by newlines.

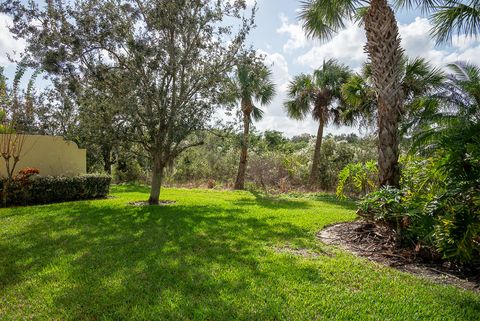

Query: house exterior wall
left=0, top=135, right=86, bottom=177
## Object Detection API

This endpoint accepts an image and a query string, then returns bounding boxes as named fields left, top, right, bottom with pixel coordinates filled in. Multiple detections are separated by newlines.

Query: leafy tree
left=285, top=59, right=351, bottom=187
left=77, top=70, right=133, bottom=174
left=224, top=52, right=276, bottom=190
left=264, top=130, right=286, bottom=149
left=2, top=0, right=254, bottom=204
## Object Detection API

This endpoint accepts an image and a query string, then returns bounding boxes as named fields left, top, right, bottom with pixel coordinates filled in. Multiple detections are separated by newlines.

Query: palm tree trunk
left=364, top=0, right=403, bottom=187
left=309, top=118, right=325, bottom=188
left=234, top=109, right=250, bottom=190
left=148, top=155, right=164, bottom=205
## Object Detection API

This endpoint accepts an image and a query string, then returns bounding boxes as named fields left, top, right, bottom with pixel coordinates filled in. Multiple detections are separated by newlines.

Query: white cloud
left=399, top=17, right=480, bottom=67
left=296, top=17, right=480, bottom=74
left=276, top=13, right=308, bottom=53
left=296, top=23, right=367, bottom=71
left=0, top=13, right=25, bottom=65
left=254, top=50, right=313, bottom=136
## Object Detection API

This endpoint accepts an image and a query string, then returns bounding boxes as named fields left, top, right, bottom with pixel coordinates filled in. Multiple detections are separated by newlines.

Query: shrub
left=431, top=186, right=480, bottom=266
left=3, top=174, right=111, bottom=206
left=14, top=167, right=40, bottom=186
left=336, top=160, right=378, bottom=200
left=357, top=186, right=406, bottom=230
left=113, top=159, right=145, bottom=183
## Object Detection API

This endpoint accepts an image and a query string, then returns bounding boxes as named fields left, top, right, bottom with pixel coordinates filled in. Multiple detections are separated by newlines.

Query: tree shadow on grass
left=0, top=201, right=322, bottom=319
left=1, top=199, right=479, bottom=320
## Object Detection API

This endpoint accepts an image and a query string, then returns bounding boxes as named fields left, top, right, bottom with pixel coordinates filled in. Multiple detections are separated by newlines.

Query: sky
left=1, top=0, right=480, bottom=137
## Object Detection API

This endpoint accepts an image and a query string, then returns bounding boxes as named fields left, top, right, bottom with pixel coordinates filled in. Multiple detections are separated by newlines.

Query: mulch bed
left=318, top=221, right=480, bottom=292
left=128, top=200, right=176, bottom=206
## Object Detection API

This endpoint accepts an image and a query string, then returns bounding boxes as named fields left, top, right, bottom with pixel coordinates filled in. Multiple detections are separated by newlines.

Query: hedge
left=2, top=174, right=111, bottom=206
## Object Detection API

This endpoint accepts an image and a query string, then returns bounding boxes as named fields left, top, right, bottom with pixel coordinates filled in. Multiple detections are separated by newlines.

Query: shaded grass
left=0, top=185, right=478, bottom=320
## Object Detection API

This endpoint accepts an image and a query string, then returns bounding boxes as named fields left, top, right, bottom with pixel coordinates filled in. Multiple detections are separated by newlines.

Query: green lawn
left=0, top=185, right=479, bottom=320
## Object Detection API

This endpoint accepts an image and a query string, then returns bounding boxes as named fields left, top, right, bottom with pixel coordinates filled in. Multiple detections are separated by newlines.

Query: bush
left=357, top=186, right=407, bottom=231
left=3, top=174, right=111, bottom=206
left=431, top=186, right=480, bottom=266
left=336, top=160, right=378, bottom=200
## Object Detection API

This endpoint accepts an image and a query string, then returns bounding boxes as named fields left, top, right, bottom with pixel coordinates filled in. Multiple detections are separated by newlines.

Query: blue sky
left=1, top=0, right=480, bottom=137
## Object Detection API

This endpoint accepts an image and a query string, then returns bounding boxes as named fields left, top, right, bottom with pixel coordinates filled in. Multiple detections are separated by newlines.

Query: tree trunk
left=309, top=119, right=325, bottom=188
left=234, top=109, right=251, bottom=190
left=148, top=156, right=164, bottom=205
left=363, top=0, right=403, bottom=187
left=102, top=146, right=112, bottom=175
left=2, top=180, right=9, bottom=208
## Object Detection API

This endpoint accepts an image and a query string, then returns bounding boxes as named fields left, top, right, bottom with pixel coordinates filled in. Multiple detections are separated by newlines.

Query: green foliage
left=3, top=174, right=111, bottom=206
left=336, top=160, right=378, bottom=200
left=432, top=186, right=480, bottom=265
left=285, top=59, right=352, bottom=123
left=357, top=62, right=480, bottom=267
left=113, top=158, right=146, bottom=184
left=166, top=131, right=377, bottom=192
left=2, top=0, right=254, bottom=202
left=357, top=186, right=405, bottom=228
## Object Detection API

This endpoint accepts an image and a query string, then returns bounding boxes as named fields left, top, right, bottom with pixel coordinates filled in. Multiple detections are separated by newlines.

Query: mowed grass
left=0, top=185, right=479, bottom=320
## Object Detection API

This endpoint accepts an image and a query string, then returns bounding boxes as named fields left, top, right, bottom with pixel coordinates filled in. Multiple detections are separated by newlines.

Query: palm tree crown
left=231, top=54, right=276, bottom=121
left=341, top=57, right=445, bottom=133
left=285, top=59, right=351, bottom=123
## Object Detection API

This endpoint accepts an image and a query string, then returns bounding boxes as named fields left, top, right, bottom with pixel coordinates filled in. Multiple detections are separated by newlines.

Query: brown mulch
left=318, top=221, right=480, bottom=292
left=128, top=200, right=176, bottom=206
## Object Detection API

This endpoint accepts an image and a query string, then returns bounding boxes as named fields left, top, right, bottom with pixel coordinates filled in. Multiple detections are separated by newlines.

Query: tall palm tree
left=285, top=59, right=351, bottom=187
left=300, top=0, right=404, bottom=187
left=230, top=54, right=276, bottom=190
left=300, top=0, right=480, bottom=187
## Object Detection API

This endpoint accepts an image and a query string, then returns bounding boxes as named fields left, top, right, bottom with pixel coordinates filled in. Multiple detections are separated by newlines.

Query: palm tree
left=229, top=54, right=276, bottom=190
left=285, top=59, right=351, bottom=187
left=300, top=0, right=480, bottom=187
left=411, top=62, right=480, bottom=151
left=341, top=57, right=445, bottom=136
left=301, top=0, right=404, bottom=187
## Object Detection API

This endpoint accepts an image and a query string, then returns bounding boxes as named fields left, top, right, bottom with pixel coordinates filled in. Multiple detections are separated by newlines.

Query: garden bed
left=318, top=221, right=480, bottom=292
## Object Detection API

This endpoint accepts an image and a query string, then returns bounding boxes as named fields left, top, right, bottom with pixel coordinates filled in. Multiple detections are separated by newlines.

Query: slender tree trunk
left=2, top=180, right=9, bottom=208
left=234, top=109, right=250, bottom=190
left=102, top=146, right=112, bottom=175
left=364, top=0, right=403, bottom=187
left=309, top=119, right=325, bottom=188
left=148, top=155, right=164, bottom=205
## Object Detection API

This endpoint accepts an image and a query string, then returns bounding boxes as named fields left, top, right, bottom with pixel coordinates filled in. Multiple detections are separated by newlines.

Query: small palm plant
left=284, top=59, right=351, bottom=187
left=226, top=53, right=276, bottom=190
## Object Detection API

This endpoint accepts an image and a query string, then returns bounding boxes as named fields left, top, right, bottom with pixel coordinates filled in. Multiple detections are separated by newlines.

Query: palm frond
left=393, top=0, right=443, bottom=13
left=298, top=0, right=360, bottom=40
left=251, top=105, right=264, bottom=121
left=284, top=74, right=314, bottom=121
left=431, top=0, right=480, bottom=44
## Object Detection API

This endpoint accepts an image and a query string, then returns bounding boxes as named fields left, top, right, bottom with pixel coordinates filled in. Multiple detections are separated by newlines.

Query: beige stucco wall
left=0, top=135, right=86, bottom=177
